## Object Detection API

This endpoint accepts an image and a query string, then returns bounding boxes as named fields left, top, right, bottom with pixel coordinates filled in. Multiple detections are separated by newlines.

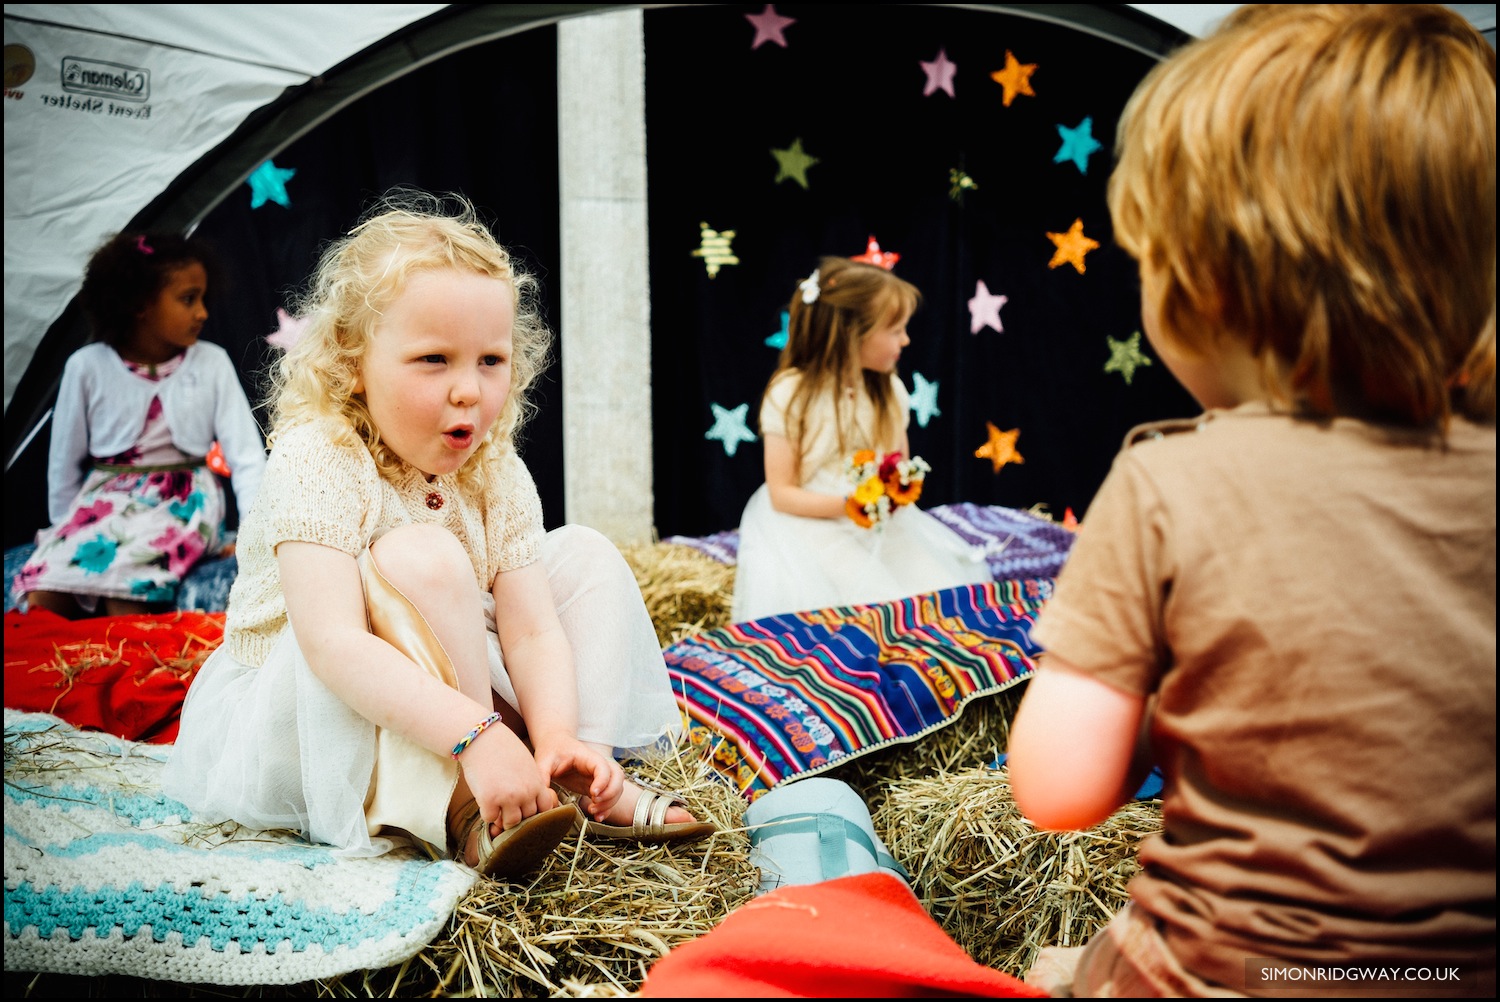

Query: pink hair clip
left=135, top=235, right=154, bottom=254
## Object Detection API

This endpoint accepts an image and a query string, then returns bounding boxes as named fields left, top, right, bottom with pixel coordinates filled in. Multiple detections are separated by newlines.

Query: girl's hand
left=533, top=738, right=624, bottom=822
left=461, top=723, right=559, bottom=832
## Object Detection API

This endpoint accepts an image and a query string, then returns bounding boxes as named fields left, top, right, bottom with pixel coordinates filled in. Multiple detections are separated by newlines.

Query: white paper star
left=909, top=372, right=942, bottom=428
left=706, top=402, right=757, bottom=456
left=968, top=279, right=1008, bottom=335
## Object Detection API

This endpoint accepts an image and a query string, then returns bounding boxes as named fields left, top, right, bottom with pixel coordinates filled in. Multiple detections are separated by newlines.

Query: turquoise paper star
left=909, top=372, right=941, bottom=428
left=1053, top=117, right=1102, bottom=175
left=766, top=310, right=789, bottom=349
left=247, top=159, right=297, bottom=209
left=1104, top=331, right=1153, bottom=384
left=706, top=402, right=757, bottom=456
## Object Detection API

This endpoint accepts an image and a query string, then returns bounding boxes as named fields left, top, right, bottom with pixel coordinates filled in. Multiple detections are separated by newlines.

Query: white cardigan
left=47, top=341, right=267, bottom=524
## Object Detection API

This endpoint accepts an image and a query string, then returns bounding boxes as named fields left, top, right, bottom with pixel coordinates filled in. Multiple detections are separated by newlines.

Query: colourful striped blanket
left=667, top=578, right=1051, bottom=800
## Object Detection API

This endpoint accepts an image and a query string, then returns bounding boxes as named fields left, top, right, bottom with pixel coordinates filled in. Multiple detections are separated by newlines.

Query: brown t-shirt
left=1032, top=404, right=1496, bottom=993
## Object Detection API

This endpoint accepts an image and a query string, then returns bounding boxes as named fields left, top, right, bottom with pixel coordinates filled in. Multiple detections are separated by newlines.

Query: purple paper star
left=921, top=48, right=957, bottom=98
left=745, top=5, right=796, bottom=49
left=266, top=308, right=310, bottom=351
left=968, top=279, right=1008, bottom=335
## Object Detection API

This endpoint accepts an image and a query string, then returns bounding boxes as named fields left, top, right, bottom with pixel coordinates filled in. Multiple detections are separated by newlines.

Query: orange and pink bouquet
left=844, top=450, right=930, bottom=529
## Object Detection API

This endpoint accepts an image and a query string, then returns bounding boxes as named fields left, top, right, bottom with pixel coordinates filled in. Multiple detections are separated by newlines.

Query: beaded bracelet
left=451, top=712, right=504, bottom=759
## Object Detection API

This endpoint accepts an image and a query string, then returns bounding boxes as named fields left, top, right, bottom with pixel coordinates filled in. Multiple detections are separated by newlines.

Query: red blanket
left=3, top=608, right=221, bottom=744
left=640, top=872, right=1045, bottom=998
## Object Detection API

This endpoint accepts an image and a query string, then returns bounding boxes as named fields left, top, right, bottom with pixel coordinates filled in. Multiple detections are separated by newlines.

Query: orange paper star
left=975, top=422, right=1024, bottom=474
left=1046, top=218, right=1100, bottom=274
left=990, top=50, right=1037, bottom=107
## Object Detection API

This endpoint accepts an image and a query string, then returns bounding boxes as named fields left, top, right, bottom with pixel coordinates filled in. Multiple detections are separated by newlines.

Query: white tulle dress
left=730, top=371, right=991, bottom=624
left=162, top=427, right=679, bottom=858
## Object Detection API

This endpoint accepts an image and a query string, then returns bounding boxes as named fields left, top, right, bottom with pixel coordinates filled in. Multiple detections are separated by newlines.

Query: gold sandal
left=451, top=802, right=582, bottom=879
left=582, top=778, right=717, bottom=844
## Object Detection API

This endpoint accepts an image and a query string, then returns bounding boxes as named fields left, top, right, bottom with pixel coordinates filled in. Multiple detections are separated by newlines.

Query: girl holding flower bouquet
left=17, top=230, right=266, bottom=619
left=731, top=257, right=990, bottom=623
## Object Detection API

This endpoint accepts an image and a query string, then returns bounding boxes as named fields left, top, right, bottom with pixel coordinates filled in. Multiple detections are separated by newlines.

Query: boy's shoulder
left=1121, top=414, right=1211, bottom=450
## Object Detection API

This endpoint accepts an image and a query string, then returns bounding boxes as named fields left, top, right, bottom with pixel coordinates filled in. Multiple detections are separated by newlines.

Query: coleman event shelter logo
left=62, top=56, right=148, bottom=102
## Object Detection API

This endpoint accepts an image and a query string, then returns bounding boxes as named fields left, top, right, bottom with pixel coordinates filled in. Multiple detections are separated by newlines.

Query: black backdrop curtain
left=645, top=4, right=1197, bottom=537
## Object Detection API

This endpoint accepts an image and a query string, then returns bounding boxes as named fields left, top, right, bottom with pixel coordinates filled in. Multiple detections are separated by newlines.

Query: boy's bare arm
left=1008, top=659, right=1148, bottom=830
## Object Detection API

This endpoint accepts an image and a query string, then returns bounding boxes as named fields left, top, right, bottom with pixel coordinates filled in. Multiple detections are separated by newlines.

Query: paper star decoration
left=975, top=422, right=1024, bottom=474
left=692, top=221, right=739, bottom=278
left=265, top=307, right=310, bottom=351
left=921, top=48, right=957, bottom=98
left=909, top=372, right=942, bottom=428
left=949, top=167, right=979, bottom=203
left=772, top=138, right=820, bottom=189
left=852, top=235, right=900, bottom=270
left=745, top=5, right=795, bottom=49
left=990, top=51, right=1037, bottom=107
left=1104, top=330, right=1153, bottom=384
left=1054, top=116, right=1103, bottom=174
left=1046, top=218, right=1100, bottom=274
left=706, top=402, right=757, bottom=457
left=766, top=310, right=790, bottom=350
left=247, top=159, right=296, bottom=209
left=967, top=279, right=1008, bottom=334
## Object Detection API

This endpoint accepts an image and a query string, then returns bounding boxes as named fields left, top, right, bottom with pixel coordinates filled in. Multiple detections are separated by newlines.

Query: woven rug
left=3, top=709, right=478, bottom=987
left=667, top=578, right=1051, bottom=801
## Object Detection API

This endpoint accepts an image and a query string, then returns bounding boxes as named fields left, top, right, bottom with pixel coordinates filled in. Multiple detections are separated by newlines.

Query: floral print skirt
left=16, top=465, right=224, bottom=607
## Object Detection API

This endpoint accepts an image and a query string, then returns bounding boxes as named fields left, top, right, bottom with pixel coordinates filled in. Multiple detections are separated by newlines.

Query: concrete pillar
left=557, top=9, right=654, bottom=545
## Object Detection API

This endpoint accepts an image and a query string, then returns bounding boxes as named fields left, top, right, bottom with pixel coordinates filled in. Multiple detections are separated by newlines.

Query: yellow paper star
left=691, top=221, right=739, bottom=278
left=1046, top=218, right=1100, bottom=274
left=975, top=422, right=1024, bottom=474
left=771, top=137, right=820, bottom=189
left=990, top=50, right=1037, bottom=107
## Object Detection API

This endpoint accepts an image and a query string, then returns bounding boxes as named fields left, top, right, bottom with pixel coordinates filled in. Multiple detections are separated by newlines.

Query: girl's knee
left=370, top=524, right=471, bottom=594
left=544, top=524, right=636, bottom=592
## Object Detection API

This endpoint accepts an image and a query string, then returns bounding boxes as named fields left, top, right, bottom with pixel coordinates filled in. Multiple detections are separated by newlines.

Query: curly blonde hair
left=1109, top=3, right=1495, bottom=428
left=268, top=191, right=552, bottom=492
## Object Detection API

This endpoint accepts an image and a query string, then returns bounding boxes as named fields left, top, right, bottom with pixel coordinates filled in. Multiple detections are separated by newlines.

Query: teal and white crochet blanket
left=3, top=710, right=478, bottom=986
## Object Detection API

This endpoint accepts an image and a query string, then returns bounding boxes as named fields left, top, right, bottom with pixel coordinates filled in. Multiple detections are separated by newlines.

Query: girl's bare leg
left=367, top=525, right=510, bottom=856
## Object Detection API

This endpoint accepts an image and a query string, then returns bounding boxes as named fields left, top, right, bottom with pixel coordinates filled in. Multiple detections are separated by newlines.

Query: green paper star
left=706, top=402, right=757, bottom=457
left=1104, top=331, right=1153, bottom=385
left=247, top=159, right=297, bottom=209
left=772, top=137, right=820, bottom=189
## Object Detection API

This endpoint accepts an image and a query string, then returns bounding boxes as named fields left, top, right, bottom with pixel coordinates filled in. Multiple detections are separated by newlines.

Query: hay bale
left=616, top=543, right=736, bottom=647
left=9, top=542, right=1162, bottom=997
left=325, top=744, right=759, bottom=998
left=874, top=765, right=1161, bottom=977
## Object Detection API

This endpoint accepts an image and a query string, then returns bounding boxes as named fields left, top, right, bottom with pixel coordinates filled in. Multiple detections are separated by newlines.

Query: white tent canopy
left=4, top=3, right=446, bottom=412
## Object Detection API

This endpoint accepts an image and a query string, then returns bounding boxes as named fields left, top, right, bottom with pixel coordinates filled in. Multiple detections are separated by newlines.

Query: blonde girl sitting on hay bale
left=164, top=193, right=713, bottom=879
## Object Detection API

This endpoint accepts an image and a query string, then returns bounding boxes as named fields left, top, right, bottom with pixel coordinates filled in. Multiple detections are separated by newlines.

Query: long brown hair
left=765, top=256, right=920, bottom=462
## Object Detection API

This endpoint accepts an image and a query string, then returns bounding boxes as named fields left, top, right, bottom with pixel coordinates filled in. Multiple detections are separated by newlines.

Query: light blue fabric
left=744, top=777, right=907, bottom=895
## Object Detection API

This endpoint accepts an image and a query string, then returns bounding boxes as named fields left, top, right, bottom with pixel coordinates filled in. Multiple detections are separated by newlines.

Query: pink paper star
left=968, top=280, right=1008, bottom=334
left=745, top=5, right=796, bottom=49
left=921, top=48, right=957, bottom=98
left=852, top=235, right=901, bottom=270
left=266, top=307, right=310, bottom=351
